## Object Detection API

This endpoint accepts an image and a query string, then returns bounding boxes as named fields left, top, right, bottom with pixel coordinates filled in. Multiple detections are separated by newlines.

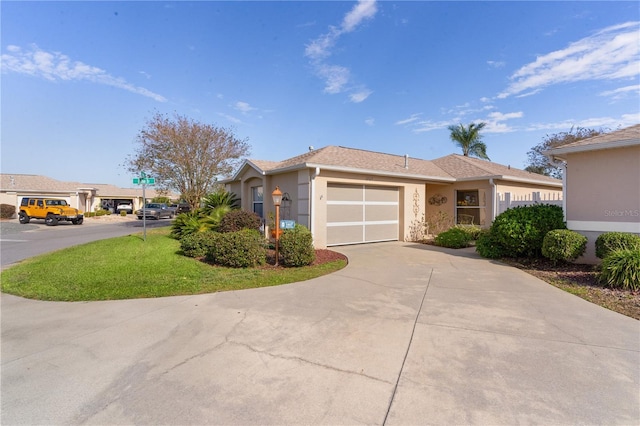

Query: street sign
left=133, top=177, right=155, bottom=185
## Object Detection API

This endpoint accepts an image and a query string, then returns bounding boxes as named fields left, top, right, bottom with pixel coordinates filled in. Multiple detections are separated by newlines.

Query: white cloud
left=483, top=111, right=523, bottom=133
left=395, top=113, right=422, bottom=126
left=365, top=117, right=375, bottom=126
left=412, top=120, right=452, bottom=133
left=234, top=101, right=256, bottom=113
left=527, top=113, right=640, bottom=132
left=305, top=0, right=377, bottom=102
left=487, top=60, right=505, bottom=68
left=342, top=0, right=378, bottom=32
left=217, top=112, right=242, bottom=124
left=599, top=84, right=640, bottom=100
left=1, top=44, right=167, bottom=102
left=498, top=21, right=640, bottom=99
left=349, top=89, right=372, bottom=103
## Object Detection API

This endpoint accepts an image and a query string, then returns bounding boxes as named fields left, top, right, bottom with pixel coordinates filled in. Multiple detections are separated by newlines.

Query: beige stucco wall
left=564, top=146, right=640, bottom=263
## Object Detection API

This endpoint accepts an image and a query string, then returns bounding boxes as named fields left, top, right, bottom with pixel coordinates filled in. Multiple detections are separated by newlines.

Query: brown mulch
left=502, top=258, right=640, bottom=320
left=261, top=249, right=348, bottom=269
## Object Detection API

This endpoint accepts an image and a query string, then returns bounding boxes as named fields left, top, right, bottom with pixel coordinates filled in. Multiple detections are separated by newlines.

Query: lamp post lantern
left=272, top=186, right=282, bottom=266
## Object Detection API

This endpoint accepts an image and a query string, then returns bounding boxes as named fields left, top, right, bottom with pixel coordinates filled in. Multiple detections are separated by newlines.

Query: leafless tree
left=525, top=127, right=607, bottom=178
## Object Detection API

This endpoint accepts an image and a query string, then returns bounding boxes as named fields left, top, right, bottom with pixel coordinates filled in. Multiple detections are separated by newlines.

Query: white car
left=116, top=203, right=133, bottom=214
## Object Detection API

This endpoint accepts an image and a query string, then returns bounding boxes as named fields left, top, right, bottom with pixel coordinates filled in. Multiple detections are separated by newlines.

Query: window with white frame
left=456, top=189, right=486, bottom=225
left=252, top=186, right=263, bottom=218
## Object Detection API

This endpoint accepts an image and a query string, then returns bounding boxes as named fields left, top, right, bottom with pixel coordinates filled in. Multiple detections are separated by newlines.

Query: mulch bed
left=262, top=249, right=348, bottom=269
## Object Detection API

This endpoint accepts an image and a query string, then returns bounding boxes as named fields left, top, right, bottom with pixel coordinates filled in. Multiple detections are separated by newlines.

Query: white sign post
left=133, top=171, right=155, bottom=241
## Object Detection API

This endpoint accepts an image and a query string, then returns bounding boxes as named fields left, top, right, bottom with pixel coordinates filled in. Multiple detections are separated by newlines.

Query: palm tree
left=447, top=122, right=490, bottom=160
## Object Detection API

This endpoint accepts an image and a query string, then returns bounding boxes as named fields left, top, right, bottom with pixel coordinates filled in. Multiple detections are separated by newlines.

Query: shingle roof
left=241, top=146, right=561, bottom=186
left=247, top=146, right=455, bottom=181
left=546, top=124, right=640, bottom=156
left=0, top=173, right=168, bottom=197
left=432, top=154, right=562, bottom=184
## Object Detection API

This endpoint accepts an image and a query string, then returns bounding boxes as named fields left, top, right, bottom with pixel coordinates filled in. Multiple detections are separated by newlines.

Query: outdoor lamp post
left=272, top=186, right=282, bottom=266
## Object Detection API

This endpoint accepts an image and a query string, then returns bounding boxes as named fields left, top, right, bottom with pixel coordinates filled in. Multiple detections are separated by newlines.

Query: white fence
left=497, top=192, right=563, bottom=215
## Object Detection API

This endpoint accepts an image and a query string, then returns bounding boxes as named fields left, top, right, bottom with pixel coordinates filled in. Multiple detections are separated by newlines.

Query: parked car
left=116, top=203, right=133, bottom=214
left=18, top=197, right=83, bottom=226
left=169, top=203, right=191, bottom=214
left=136, top=203, right=174, bottom=220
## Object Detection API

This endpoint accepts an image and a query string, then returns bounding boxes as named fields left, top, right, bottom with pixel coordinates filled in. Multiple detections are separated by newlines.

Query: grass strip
left=1, top=229, right=347, bottom=301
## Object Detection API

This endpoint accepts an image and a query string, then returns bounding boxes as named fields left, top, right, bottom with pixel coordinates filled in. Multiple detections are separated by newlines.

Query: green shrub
left=599, top=248, right=640, bottom=291
left=1, top=203, right=16, bottom=219
left=120, top=210, right=127, bottom=217
left=453, top=224, right=482, bottom=240
left=206, top=229, right=266, bottom=268
left=95, top=209, right=109, bottom=216
left=180, top=231, right=219, bottom=258
left=490, top=204, right=565, bottom=257
left=279, top=224, right=316, bottom=267
left=475, top=229, right=506, bottom=259
left=434, top=227, right=472, bottom=249
left=218, top=210, right=261, bottom=233
left=542, top=229, right=587, bottom=264
left=595, top=232, right=640, bottom=259
left=85, top=212, right=95, bottom=218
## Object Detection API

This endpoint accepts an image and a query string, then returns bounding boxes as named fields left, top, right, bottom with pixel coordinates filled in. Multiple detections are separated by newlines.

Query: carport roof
left=0, top=174, right=169, bottom=197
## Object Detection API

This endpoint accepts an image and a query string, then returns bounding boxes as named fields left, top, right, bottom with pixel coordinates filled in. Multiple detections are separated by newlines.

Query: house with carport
left=0, top=174, right=171, bottom=216
left=545, top=124, right=640, bottom=263
left=223, top=146, right=562, bottom=248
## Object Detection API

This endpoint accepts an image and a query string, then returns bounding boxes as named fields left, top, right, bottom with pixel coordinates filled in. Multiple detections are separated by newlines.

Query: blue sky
left=2, top=1, right=639, bottom=189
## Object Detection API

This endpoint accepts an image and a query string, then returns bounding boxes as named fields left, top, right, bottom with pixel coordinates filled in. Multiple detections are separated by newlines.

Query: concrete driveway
left=2, top=242, right=638, bottom=425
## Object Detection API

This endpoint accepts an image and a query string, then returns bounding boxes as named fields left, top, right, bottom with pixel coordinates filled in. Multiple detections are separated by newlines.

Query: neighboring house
left=545, top=124, right=640, bottom=263
left=223, top=146, right=562, bottom=248
left=0, top=174, right=172, bottom=216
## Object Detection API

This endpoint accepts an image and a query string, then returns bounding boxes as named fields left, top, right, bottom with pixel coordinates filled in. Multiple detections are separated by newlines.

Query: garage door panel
left=365, top=224, right=398, bottom=242
left=327, top=225, right=362, bottom=246
left=365, top=205, right=398, bottom=221
left=327, top=184, right=363, bottom=201
left=365, top=187, right=398, bottom=202
left=326, top=184, right=399, bottom=246
left=327, top=204, right=362, bottom=222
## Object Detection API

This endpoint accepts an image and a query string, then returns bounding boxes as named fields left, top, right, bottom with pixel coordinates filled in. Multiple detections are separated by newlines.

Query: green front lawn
left=0, top=229, right=347, bottom=301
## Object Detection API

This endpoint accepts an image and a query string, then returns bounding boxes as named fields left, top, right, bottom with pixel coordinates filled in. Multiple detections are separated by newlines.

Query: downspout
left=560, top=161, right=567, bottom=223
left=310, top=167, right=320, bottom=239
left=489, top=178, right=497, bottom=223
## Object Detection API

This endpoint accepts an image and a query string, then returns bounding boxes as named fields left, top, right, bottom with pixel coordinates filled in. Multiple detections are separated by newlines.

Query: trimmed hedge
left=218, top=210, right=262, bottom=233
left=279, top=224, right=316, bottom=267
left=595, top=232, right=640, bottom=259
left=1, top=203, right=16, bottom=219
left=542, top=229, right=587, bottom=264
left=475, top=229, right=506, bottom=259
left=206, top=229, right=266, bottom=268
left=180, top=231, right=218, bottom=258
left=434, top=227, right=472, bottom=249
left=487, top=204, right=565, bottom=257
left=599, top=248, right=640, bottom=291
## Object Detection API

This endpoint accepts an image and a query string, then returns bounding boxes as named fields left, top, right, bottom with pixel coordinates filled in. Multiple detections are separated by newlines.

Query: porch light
left=272, top=186, right=283, bottom=266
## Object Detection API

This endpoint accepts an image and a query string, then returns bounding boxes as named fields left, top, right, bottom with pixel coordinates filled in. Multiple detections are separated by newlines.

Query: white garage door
left=326, top=184, right=399, bottom=246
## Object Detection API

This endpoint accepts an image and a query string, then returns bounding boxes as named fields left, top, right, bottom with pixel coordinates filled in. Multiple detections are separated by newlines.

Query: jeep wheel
left=45, top=214, right=59, bottom=226
left=72, top=217, right=84, bottom=225
left=19, top=212, right=30, bottom=224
